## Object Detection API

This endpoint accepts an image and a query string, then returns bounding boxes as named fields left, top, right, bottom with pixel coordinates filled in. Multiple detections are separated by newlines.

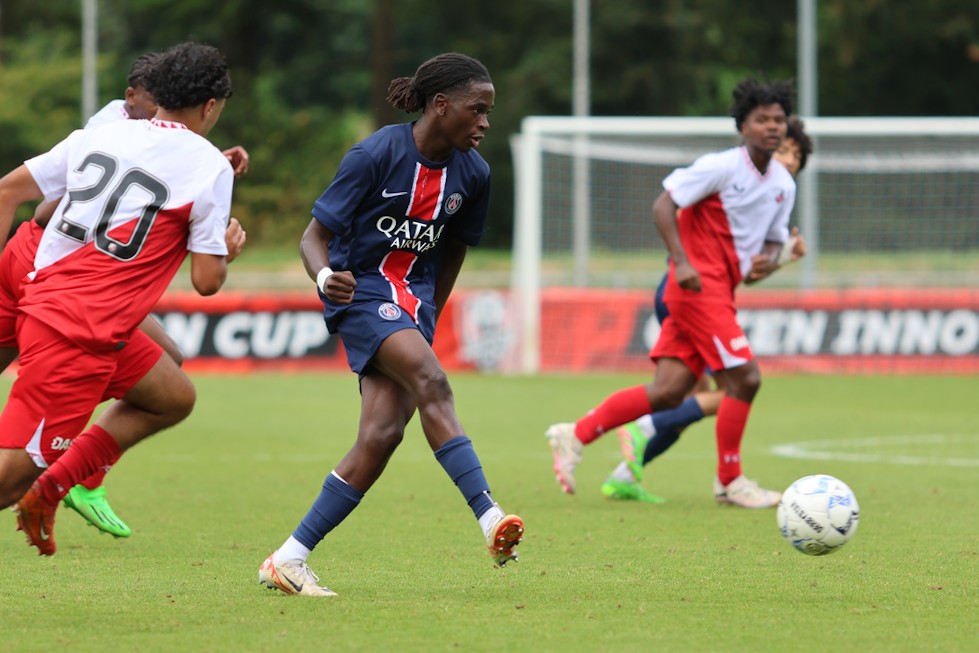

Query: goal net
left=509, top=117, right=979, bottom=373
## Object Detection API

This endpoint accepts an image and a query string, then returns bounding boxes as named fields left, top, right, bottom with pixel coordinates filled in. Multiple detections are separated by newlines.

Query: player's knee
left=649, top=383, right=688, bottom=410
left=169, top=382, right=196, bottom=423
left=153, top=376, right=196, bottom=427
left=728, top=364, right=762, bottom=401
left=413, top=368, right=452, bottom=405
left=360, top=422, right=404, bottom=457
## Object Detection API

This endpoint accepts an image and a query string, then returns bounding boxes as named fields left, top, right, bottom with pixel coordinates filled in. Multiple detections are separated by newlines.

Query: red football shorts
left=0, top=315, right=162, bottom=468
left=650, top=298, right=754, bottom=376
left=0, top=221, right=44, bottom=349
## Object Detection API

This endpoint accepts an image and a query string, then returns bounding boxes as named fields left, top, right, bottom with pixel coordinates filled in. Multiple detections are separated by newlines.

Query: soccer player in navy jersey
left=259, top=53, right=524, bottom=597
left=603, top=116, right=814, bottom=504
left=547, top=77, right=798, bottom=509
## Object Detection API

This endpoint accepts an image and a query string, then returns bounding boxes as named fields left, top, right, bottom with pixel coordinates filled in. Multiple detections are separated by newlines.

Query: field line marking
left=770, top=433, right=979, bottom=467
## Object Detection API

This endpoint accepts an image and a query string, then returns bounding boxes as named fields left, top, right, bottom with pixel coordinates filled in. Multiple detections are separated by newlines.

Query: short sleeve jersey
left=84, top=99, right=129, bottom=129
left=663, top=146, right=795, bottom=302
left=311, top=122, right=490, bottom=333
left=22, top=118, right=232, bottom=351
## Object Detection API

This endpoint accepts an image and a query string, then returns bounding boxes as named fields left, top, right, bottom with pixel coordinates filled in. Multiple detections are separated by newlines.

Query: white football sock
left=478, top=504, right=506, bottom=539
left=636, top=414, right=656, bottom=437
left=274, top=536, right=312, bottom=565
left=610, top=461, right=636, bottom=483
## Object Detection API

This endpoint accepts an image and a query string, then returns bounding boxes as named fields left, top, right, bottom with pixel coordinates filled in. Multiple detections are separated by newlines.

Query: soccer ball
left=776, top=475, right=859, bottom=556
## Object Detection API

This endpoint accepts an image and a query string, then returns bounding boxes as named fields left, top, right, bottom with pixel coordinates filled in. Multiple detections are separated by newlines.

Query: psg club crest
left=378, top=302, right=402, bottom=320
left=444, top=193, right=464, bottom=215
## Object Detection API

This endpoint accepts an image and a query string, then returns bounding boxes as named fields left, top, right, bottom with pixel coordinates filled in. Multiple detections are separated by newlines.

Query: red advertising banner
left=154, top=288, right=979, bottom=374
left=536, top=287, right=979, bottom=374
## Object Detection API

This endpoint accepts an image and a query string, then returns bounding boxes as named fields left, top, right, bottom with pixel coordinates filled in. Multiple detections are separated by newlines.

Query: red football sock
left=78, top=450, right=121, bottom=490
left=36, top=426, right=121, bottom=506
left=574, top=385, right=651, bottom=445
left=715, top=396, right=752, bottom=485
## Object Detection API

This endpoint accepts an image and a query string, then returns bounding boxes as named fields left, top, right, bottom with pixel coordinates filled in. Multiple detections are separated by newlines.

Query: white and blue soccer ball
left=776, top=474, right=859, bottom=556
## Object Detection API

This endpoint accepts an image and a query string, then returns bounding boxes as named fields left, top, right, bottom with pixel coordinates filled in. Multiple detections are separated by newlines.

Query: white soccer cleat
left=258, top=552, right=338, bottom=597
left=545, top=422, right=584, bottom=494
left=713, top=475, right=781, bottom=509
left=485, top=513, right=524, bottom=567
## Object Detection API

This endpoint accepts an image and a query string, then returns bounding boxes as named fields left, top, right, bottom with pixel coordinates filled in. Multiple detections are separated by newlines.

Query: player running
left=547, top=77, right=797, bottom=509
left=0, top=42, right=241, bottom=555
left=259, top=53, right=523, bottom=597
left=603, top=116, right=814, bottom=503
left=0, top=51, right=251, bottom=540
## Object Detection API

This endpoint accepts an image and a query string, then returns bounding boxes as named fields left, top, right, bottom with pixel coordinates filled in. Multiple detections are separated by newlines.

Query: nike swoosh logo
left=283, top=574, right=303, bottom=592
left=39, top=523, right=50, bottom=541
left=381, top=189, right=408, bottom=198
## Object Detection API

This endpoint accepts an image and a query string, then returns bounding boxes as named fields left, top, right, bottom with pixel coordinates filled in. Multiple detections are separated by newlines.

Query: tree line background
left=0, top=0, right=976, bottom=248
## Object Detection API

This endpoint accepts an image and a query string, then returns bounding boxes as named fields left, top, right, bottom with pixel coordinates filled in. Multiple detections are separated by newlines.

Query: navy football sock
left=293, top=471, right=364, bottom=551
left=642, top=397, right=706, bottom=465
left=434, top=435, right=495, bottom=519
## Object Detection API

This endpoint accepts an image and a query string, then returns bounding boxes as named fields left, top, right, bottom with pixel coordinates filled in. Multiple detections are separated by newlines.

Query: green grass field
left=2, top=372, right=977, bottom=652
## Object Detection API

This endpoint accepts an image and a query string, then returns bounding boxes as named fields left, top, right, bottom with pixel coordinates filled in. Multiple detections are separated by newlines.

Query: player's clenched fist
left=225, top=217, right=246, bottom=263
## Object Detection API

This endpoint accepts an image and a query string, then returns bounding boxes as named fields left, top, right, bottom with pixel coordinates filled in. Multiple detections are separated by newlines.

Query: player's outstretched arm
left=0, top=166, right=42, bottom=251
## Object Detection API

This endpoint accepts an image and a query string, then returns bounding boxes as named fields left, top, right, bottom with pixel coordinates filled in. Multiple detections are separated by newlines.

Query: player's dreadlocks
left=729, top=77, right=794, bottom=132
left=786, top=116, right=814, bottom=172
left=386, top=52, right=492, bottom=114
left=127, top=52, right=161, bottom=89
left=144, top=42, right=232, bottom=111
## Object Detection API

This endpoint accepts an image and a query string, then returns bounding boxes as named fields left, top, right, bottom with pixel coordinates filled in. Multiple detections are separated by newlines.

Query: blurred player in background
left=0, top=42, right=242, bottom=555
left=0, top=49, right=251, bottom=540
left=85, top=52, right=250, bottom=174
left=603, top=116, right=814, bottom=503
left=546, top=77, right=797, bottom=509
left=259, top=52, right=523, bottom=597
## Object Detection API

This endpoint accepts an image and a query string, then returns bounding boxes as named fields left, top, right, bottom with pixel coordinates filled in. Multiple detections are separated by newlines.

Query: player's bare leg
left=18, top=355, right=196, bottom=555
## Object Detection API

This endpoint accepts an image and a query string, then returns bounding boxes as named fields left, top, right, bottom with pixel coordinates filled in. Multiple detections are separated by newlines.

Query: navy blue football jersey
left=311, top=122, right=490, bottom=335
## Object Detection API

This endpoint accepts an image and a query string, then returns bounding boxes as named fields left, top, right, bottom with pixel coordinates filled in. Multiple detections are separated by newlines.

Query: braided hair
left=386, top=52, right=492, bottom=114
left=729, top=77, right=794, bottom=132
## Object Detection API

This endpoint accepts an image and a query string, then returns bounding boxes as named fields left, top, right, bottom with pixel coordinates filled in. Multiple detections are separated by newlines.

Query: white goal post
left=511, top=116, right=979, bottom=374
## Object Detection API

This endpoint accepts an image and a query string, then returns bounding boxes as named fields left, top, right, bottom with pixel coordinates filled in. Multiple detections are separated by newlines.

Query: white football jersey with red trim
left=663, top=146, right=795, bottom=300
left=21, top=118, right=232, bottom=350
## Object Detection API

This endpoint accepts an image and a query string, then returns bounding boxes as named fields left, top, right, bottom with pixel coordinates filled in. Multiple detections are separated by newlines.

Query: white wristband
left=316, top=267, right=334, bottom=293
left=777, top=235, right=799, bottom=265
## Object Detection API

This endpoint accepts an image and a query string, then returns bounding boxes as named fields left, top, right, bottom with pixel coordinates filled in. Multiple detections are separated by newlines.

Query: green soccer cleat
left=601, top=478, right=666, bottom=504
left=62, top=485, right=132, bottom=538
left=615, top=421, right=649, bottom=482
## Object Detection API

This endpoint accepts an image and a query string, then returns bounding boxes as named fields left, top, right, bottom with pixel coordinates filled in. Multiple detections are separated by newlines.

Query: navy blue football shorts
left=654, top=272, right=670, bottom=325
left=334, top=300, right=432, bottom=375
